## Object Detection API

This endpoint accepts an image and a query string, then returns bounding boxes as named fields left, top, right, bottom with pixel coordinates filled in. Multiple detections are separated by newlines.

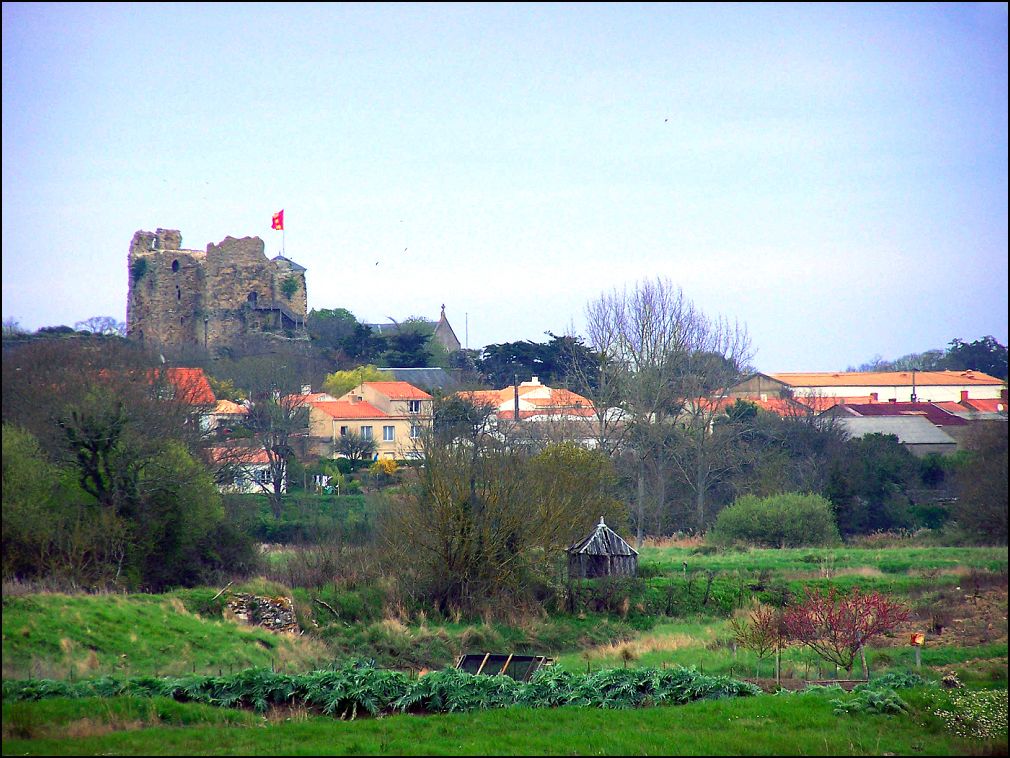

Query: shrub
left=832, top=687, right=909, bottom=716
left=708, top=493, right=841, bottom=548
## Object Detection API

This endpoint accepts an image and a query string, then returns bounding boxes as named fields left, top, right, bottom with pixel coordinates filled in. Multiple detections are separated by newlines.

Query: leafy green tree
left=335, top=431, right=377, bottom=463
left=824, top=433, right=919, bottom=536
left=2, top=339, right=253, bottom=588
left=2, top=423, right=128, bottom=586
left=132, top=442, right=231, bottom=588
left=381, top=319, right=434, bottom=367
left=322, top=365, right=392, bottom=398
left=307, top=307, right=382, bottom=363
left=952, top=421, right=1008, bottom=544
left=708, top=493, right=841, bottom=548
left=527, top=442, right=626, bottom=548
left=478, top=333, right=600, bottom=389
left=381, top=432, right=624, bottom=616
left=943, top=336, right=1008, bottom=379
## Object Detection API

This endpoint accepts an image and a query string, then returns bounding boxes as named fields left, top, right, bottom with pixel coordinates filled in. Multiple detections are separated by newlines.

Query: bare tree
left=580, top=278, right=752, bottom=542
left=75, top=316, right=126, bottom=336
left=2, top=317, right=26, bottom=338
left=662, top=325, right=753, bottom=533
left=241, top=391, right=308, bottom=519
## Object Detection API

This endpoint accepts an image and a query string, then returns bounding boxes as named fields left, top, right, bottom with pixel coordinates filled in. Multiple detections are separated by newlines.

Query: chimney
left=870, top=392, right=878, bottom=402
left=960, top=390, right=969, bottom=403
left=514, top=374, right=520, bottom=421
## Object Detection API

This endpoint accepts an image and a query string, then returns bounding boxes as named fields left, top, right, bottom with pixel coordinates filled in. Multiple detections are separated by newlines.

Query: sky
left=2, top=3, right=1007, bottom=372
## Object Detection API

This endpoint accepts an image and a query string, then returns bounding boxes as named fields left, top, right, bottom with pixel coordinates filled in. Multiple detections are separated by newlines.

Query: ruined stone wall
left=127, top=229, right=207, bottom=347
left=272, top=257, right=308, bottom=319
left=127, top=229, right=307, bottom=353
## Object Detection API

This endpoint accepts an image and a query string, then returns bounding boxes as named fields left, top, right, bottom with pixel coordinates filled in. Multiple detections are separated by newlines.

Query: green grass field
left=637, top=545, right=1009, bottom=576
left=3, top=545, right=1006, bottom=755
left=1, top=593, right=330, bottom=680
left=3, top=690, right=1005, bottom=756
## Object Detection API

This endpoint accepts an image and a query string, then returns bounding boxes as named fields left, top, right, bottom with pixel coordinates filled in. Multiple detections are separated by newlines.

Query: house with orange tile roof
left=305, top=380, right=433, bottom=460
left=207, top=445, right=284, bottom=494
left=455, top=376, right=612, bottom=448
left=209, top=398, right=249, bottom=436
left=729, top=370, right=1006, bottom=414
left=161, top=367, right=217, bottom=406
left=458, top=376, right=596, bottom=421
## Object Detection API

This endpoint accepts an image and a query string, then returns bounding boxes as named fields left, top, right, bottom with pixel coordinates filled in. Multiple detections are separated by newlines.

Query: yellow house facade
left=306, top=381, right=433, bottom=460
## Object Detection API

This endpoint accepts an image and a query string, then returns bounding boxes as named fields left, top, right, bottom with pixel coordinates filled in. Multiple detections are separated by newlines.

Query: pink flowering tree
left=782, top=588, right=910, bottom=677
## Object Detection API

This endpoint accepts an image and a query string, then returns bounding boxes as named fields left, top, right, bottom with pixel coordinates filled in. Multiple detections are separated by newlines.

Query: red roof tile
left=213, top=399, right=248, bottom=415
left=163, top=368, right=216, bottom=405
left=831, top=402, right=968, bottom=426
left=310, top=400, right=387, bottom=419
left=207, top=446, right=271, bottom=465
left=361, top=381, right=432, bottom=400
left=771, top=370, right=1004, bottom=387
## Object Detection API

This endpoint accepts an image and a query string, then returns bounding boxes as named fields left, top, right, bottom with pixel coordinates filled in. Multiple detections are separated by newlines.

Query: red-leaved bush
left=781, top=588, right=910, bottom=675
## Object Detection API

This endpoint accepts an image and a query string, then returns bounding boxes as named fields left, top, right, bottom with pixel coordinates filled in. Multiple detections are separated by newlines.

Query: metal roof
left=567, top=517, right=638, bottom=556
left=835, top=416, right=957, bottom=445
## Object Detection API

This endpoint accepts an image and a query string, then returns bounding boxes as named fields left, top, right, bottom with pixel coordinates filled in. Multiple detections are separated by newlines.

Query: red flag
left=271, top=210, right=284, bottom=230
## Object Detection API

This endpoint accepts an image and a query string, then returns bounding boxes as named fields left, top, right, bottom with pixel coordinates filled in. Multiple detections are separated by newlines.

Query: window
left=383, top=425, right=395, bottom=442
left=408, top=400, right=422, bottom=413
left=360, top=426, right=373, bottom=440
left=171, top=259, right=179, bottom=272
left=253, top=468, right=271, bottom=486
left=410, top=424, right=422, bottom=440
left=339, top=425, right=349, bottom=437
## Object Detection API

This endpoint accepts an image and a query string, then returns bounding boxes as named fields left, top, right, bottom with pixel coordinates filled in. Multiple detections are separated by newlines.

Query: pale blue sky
left=2, top=3, right=1007, bottom=371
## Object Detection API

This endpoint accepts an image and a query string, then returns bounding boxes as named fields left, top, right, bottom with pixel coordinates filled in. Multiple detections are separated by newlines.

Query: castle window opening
left=149, top=237, right=157, bottom=251
left=176, top=287, right=181, bottom=300
left=171, top=259, right=179, bottom=272
left=247, top=291, right=258, bottom=306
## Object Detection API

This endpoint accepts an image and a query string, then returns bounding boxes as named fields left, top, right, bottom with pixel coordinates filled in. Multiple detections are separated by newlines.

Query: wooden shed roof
left=567, top=517, right=638, bottom=557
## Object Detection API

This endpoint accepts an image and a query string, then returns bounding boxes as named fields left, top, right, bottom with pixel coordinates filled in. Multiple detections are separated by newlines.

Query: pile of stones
left=225, top=593, right=299, bottom=634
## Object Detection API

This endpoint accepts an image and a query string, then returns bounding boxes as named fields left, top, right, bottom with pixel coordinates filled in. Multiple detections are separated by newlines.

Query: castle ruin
left=127, top=228, right=308, bottom=353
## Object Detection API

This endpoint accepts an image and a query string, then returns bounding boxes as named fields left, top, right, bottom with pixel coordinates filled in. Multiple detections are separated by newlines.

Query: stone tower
left=127, top=228, right=307, bottom=352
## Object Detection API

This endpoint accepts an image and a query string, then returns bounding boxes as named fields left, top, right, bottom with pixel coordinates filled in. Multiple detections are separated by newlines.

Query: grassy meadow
left=3, top=689, right=1005, bottom=756
left=3, top=544, right=1007, bottom=755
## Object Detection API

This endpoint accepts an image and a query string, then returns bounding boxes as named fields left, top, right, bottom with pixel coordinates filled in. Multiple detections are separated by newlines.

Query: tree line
left=2, top=279, right=1006, bottom=603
